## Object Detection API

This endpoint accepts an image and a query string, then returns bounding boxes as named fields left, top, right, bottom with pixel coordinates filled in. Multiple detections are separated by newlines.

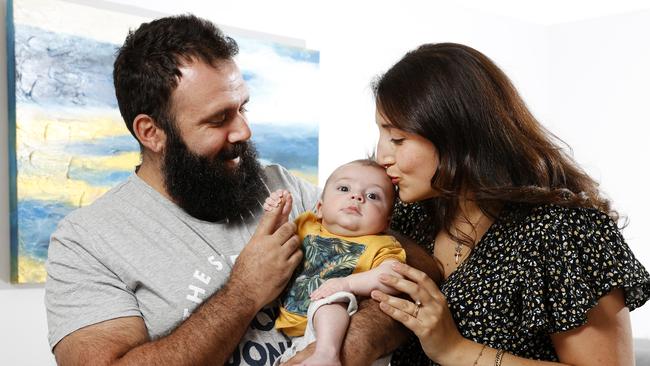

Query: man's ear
left=315, top=200, right=324, bottom=219
left=133, top=114, right=166, bottom=153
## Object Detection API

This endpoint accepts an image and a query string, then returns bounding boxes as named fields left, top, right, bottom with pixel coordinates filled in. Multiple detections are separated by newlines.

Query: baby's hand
left=263, top=189, right=288, bottom=212
left=262, top=189, right=292, bottom=232
left=310, top=278, right=352, bottom=300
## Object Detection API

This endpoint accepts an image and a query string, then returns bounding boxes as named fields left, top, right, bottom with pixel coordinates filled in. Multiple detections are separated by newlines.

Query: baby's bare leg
left=299, top=303, right=349, bottom=366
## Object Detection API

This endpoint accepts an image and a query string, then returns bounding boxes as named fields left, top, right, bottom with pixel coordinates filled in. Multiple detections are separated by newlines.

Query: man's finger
left=275, top=224, right=298, bottom=248
left=287, top=246, right=303, bottom=269
left=282, top=234, right=300, bottom=258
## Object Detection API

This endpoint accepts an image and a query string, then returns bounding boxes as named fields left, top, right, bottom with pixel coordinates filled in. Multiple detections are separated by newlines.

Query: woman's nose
left=376, top=143, right=394, bottom=168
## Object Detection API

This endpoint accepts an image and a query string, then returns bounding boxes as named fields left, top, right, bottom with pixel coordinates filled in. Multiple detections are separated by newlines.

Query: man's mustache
left=217, top=142, right=248, bottom=161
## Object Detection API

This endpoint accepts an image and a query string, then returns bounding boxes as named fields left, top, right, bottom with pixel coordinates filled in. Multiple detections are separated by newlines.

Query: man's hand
left=230, top=191, right=302, bottom=309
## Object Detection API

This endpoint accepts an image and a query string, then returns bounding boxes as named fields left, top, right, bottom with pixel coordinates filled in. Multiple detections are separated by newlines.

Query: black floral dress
left=389, top=202, right=650, bottom=365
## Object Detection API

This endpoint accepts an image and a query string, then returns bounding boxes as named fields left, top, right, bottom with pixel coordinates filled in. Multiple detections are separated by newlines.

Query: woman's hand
left=370, top=262, right=465, bottom=363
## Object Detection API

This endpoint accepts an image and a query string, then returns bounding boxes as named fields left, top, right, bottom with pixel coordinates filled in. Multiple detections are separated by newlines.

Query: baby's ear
left=315, top=200, right=324, bottom=219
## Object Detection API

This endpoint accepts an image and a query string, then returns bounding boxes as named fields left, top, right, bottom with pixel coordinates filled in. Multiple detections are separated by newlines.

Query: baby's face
left=317, top=163, right=394, bottom=237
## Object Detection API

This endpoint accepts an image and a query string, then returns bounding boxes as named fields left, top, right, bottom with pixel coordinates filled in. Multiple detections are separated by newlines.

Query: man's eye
left=210, top=114, right=227, bottom=126
left=367, top=193, right=379, bottom=200
left=337, top=186, right=349, bottom=192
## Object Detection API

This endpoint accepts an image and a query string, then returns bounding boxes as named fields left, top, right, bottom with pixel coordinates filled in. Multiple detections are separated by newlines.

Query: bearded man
left=44, top=14, right=433, bottom=366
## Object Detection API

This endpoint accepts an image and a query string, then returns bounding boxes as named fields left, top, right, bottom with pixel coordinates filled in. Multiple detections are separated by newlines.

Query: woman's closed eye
left=390, top=137, right=405, bottom=145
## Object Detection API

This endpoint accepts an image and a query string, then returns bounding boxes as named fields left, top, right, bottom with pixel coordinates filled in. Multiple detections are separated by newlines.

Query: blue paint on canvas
left=17, top=200, right=74, bottom=260
left=15, top=24, right=119, bottom=108
left=251, top=124, right=318, bottom=172
left=9, top=2, right=320, bottom=283
left=64, top=135, right=140, bottom=156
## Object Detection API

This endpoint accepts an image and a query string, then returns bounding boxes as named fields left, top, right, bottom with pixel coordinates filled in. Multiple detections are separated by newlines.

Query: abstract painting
left=7, top=0, right=320, bottom=283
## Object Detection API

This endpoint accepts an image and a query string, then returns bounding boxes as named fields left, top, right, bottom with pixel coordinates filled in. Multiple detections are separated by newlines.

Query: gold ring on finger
left=413, top=300, right=421, bottom=318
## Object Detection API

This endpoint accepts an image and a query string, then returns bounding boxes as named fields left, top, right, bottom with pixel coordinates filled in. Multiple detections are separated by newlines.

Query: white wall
left=0, top=1, right=648, bottom=365
left=547, top=10, right=650, bottom=337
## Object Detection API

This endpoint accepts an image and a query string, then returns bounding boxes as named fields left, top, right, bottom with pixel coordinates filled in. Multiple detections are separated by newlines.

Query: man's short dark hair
left=113, top=14, right=239, bottom=147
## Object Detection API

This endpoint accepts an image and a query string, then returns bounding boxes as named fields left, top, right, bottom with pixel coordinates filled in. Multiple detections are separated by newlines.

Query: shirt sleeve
left=45, top=218, right=142, bottom=349
left=520, top=207, right=650, bottom=333
left=370, top=237, right=407, bottom=269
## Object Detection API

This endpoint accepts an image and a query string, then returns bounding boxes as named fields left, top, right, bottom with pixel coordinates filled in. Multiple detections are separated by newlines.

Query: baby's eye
left=367, top=192, right=380, bottom=200
left=337, top=186, right=349, bottom=192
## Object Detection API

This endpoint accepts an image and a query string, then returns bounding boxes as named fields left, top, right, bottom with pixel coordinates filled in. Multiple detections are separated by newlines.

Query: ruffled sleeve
left=520, top=206, right=650, bottom=334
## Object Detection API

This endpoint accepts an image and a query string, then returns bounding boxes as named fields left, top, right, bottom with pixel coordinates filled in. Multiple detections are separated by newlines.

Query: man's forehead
left=171, top=58, right=248, bottom=112
left=177, top=58, right=244, bottom=86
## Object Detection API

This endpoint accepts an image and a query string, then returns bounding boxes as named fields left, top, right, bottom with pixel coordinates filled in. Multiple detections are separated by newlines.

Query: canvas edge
left=6, top=0, right=19, bottom=283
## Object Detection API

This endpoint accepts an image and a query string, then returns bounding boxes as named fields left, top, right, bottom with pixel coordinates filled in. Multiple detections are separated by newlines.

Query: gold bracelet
left=495, top=349, right=505, bottom=366
left=472, top=344, right=487, bottom=366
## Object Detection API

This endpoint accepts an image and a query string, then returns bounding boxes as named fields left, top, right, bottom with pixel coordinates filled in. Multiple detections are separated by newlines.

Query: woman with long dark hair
left=370, top=43, right=650, bottom=365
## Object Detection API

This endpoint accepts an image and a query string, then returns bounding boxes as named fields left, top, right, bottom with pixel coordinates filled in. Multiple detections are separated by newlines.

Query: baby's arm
left=310, top=260, right=402, bottom=300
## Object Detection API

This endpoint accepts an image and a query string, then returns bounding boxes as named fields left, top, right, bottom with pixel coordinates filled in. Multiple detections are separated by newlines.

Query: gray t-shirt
left=45, top=164, right=319, bottom=365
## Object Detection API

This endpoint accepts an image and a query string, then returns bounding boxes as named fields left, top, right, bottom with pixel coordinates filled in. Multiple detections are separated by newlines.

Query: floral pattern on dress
left=389, top=202, right=650, bottom=365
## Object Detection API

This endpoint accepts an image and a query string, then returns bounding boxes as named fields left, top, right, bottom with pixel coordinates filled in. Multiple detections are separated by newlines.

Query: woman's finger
left=371, top=290, right=420, bottom=315
left=372, top=291, right=421, bottom=332
left=390, top=262, right=441, bottom=298
left=378, top=273, right=429, bottom=302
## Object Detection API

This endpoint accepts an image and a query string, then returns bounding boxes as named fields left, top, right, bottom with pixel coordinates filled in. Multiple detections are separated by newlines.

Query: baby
left=265, top=159, right=405, bottom=366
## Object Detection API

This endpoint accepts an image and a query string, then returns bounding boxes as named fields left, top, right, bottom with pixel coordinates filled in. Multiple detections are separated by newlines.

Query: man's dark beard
left=162, top=131, right=267, bottom=222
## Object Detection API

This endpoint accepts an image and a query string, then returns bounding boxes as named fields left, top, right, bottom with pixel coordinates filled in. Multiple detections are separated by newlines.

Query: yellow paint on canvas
left=18, top=151, right=139, bottom=183
left=71, top=152, right=140, bottom=171
left=16, top=111, right=128, bottom=145
left=17, top=255, right=47, bottom=283
left=17, top=175, right=111, bottom=207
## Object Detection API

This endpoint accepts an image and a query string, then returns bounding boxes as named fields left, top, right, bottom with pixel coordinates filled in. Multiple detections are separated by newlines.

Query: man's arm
left=345, top=238, right=439, bottom=363
left=53, top=196, right=301, bottom=366
left=54, top=279, right=259, bottom=366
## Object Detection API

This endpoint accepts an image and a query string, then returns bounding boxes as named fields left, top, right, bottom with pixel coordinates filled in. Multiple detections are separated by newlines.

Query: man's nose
left=228, top=115, right=252, bottom=143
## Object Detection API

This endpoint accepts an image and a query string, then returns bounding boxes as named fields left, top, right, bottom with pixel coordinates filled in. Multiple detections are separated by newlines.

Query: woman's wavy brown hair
left=373, top=43, right=620, bottom=243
